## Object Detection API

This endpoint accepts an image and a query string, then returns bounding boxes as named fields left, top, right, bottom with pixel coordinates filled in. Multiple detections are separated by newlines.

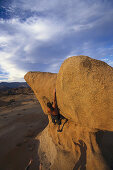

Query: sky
left=0, top=0, right=113, bottom=82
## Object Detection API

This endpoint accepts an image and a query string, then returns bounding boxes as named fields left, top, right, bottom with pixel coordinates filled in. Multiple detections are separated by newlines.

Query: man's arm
left=52, top=88, right=57, bottom=108
left=25, top=159, right=32, bottom=170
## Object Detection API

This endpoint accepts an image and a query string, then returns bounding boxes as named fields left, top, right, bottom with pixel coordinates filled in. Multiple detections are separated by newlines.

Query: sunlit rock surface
left=24, top=56, right=113, bottom=170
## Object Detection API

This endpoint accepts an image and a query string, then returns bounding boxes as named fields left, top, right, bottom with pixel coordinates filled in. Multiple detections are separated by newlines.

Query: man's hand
left=53, top=88, right=56, bottom=95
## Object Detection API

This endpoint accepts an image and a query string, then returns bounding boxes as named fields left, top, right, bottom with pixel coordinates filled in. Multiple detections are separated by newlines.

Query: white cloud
left=0, top=52, right=26, bottom=82
left=23, top=18, right=64, bottom=41
left=0, top=16, right=65, bottom=81
left=0, top=74, right=8, bottom=80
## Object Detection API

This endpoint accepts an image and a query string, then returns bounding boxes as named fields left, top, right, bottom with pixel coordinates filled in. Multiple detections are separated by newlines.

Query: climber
left=47, top=89, right=61, bottom=132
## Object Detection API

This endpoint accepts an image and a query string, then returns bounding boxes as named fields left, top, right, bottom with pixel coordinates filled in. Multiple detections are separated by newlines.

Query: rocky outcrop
left=24, top=56, right=113, bottom=170
left=24, top=72, right=57, bottom=114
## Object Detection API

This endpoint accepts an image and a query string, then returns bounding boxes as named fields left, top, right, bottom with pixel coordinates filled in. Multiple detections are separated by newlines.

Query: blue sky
left=0, top=0, right=113, bottom=82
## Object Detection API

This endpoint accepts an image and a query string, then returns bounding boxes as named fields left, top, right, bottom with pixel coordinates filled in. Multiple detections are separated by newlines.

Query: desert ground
left=0, top=89, right=48, bottom=170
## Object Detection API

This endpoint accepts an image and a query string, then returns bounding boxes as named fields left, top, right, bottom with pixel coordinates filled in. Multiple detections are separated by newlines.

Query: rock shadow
left=73, top=140, right=87, bottom=170
left=95, top=130, right=113, bottom=170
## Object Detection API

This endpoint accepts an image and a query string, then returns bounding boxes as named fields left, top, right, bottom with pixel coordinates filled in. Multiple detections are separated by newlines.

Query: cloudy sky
left=0, top=0, right=113, bottom=82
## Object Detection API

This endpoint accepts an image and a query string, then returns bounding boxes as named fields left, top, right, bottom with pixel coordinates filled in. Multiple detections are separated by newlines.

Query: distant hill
left=0, top=82, right=29, bottom=90
left=0, top=82, right=33, bottom=96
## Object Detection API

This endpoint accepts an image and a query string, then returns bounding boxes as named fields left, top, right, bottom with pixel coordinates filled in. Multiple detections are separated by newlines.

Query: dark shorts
left=51, top=114, right=61, bottom=125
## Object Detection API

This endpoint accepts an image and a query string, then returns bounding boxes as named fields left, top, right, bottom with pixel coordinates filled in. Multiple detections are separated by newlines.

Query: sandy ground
left=0, top=93, right=48, bottom=170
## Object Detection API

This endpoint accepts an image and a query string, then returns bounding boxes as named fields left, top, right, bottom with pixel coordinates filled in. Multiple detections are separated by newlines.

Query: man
left=47, top=89, right=61, bottom=132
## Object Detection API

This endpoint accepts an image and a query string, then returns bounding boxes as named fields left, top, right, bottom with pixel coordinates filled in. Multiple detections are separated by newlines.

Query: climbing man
left=47, top=89, right=61, bottom=132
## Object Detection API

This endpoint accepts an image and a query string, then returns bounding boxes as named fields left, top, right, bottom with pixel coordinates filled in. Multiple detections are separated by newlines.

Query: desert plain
left=0, top=88, right=48, bottom=170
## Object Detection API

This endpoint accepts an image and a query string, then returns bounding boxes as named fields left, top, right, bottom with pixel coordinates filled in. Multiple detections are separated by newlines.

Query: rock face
left=24, top=56, right=113, bottom=170
left=56, top=56, right=113, bottom=131
left=24, top=72, right=57, bottom=114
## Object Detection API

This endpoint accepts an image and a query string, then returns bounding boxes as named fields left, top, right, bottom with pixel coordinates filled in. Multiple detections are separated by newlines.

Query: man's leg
left=57, top=124, right=61, bottom=131
left=55, top=116, right=62, bottom=132
left=51, top=115, right=56, bottom=125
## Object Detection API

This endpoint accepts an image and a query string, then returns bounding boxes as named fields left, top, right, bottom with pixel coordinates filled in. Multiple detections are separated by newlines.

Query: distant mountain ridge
left=0, top=82, right=29, bottom=90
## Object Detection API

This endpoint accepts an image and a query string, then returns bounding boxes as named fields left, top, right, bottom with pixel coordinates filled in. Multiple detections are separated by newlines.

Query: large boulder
left=24, top=56, right=113, bottom=170
left=56, top=55, right=113, bottom=131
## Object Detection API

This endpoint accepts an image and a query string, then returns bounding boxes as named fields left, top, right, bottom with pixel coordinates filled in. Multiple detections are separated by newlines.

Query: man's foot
left=57, top=129, right=62, bottom=132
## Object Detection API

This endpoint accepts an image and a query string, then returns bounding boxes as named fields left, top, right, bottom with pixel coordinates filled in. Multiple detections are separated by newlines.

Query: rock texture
left=24, top=56, right=113, bottom=170
left=24, top=72, right=57, bottom=114
left=56, top=56, right=113, bottom=131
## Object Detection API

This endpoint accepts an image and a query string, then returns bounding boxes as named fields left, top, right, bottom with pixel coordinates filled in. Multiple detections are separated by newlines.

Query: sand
left=0, top=93, right=48, bottom=170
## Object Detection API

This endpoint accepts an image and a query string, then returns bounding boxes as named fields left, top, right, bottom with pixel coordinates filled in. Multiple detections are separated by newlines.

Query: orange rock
left=24, top=56, right=113, bottom=170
